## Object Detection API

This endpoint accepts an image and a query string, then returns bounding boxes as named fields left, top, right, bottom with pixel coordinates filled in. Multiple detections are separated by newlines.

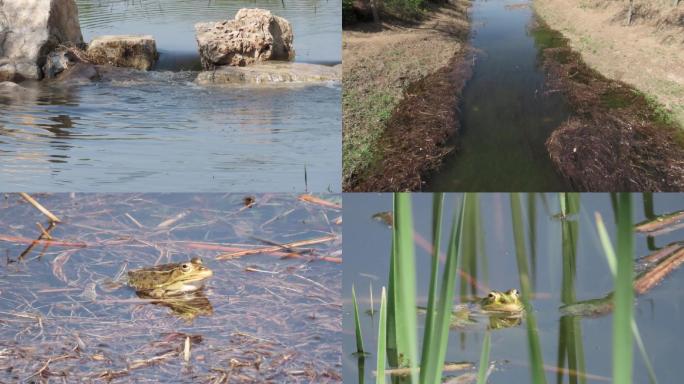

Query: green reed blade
left=595, top=212, right=658, bottom=384
left=510, top=193, right=547, bottom=384
left=377, top=287, right=388, bottom=384
left=393, top=193, right=418, bottom=382
left=422, top=194, right=466, bottom=384
left=352, top=285, right=365, bottom=354
left=419, top=193, right=444, bottom=383
left=477, top=331, right=492, bottom=384
left=613, top=193, right=634, bottom=384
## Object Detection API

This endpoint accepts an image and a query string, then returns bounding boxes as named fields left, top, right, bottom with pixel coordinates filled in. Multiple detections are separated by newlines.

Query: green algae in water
left=531, top=26, right=567, bottom=50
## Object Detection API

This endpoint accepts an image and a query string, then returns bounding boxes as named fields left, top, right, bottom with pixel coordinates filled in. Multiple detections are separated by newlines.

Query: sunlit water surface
left=0, top=193, right=341, bottom=382
left=0, top=0, right=341, bottom=191
left=343, top=193, right=684, bottom=383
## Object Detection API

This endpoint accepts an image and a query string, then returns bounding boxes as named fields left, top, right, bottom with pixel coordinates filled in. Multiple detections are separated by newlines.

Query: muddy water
left=426, top=0, right=571, bottom=191
left=0, top=0, right=341, bottom=192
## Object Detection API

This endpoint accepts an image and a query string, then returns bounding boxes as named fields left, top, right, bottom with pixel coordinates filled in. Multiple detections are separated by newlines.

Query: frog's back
left=128, top=266, right=174, bottom=290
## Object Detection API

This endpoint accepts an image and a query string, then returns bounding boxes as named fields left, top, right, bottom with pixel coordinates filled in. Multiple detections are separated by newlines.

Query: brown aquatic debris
left=634, top=211, right=684, bottom=235
left=634, top=246, right=684, bottom=294
left=298, top=194, right=342, bottom=210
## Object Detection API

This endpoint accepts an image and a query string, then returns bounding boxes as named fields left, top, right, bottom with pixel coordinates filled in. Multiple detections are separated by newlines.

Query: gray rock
left=43, top=50, right=76, bottom=78
left=0, top=0, right=83, bottom=81
left=195, top=8, right=294, bottom=69
left=54, top=62, right=99, bottom=84
left=195, top=62, right=340, bottom=86
left=86, top=35, right=158, bottom=70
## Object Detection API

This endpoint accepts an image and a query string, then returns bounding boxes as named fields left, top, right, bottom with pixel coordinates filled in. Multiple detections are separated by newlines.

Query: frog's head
left=480, top=289, right=522, bottom=312
left=171, top=257, right=214, bottom=284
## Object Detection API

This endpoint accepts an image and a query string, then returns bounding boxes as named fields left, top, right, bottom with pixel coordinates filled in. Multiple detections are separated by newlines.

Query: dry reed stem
left=635, top=246, right=684, bottom=294
left=635, top=211, right=684, bottom=235
left=19, top=193, right=61, bottom=223
left=297, top=195, right=342, bottom=210
left=216, top=235, right=339, bottom=260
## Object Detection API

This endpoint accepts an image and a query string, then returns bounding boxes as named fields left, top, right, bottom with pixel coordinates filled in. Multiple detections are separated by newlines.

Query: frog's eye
left=510, top=289, right=519, bottom=296
left=488, top=293, right=495, bottom=298
left=181, top=263, right=190, bottom=271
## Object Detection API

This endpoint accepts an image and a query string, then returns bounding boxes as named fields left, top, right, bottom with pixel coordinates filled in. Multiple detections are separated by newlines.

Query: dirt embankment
left=533, top=21, right=684, bottom=191
left=343, top=1, right=472, bottom=191
left=534, top=0, right=684, bottom=127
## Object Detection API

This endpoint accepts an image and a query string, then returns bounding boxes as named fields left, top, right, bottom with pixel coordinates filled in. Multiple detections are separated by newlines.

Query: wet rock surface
left=195, top=8, right=294, bottom=69
left=0, top=0, right=83, bottom=81
left=195, top=62, right=340, bottom=85
left=86, top=35, right=158, bottom=70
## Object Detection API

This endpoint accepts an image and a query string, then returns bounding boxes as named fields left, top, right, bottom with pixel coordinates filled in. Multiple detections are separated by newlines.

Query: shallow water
left=0, top=193, right=341, bottom=382
left=0, top=0, right=341, bottom=192
left=343, top=193, right=684, bottom=383
left=426, top=0, right=571, bottom=191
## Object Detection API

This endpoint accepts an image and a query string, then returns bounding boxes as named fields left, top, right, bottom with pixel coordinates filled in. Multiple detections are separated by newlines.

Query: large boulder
left=195, top=62, right=340, bottom=86
left=195, top=8, right=294, bottom=69
left=86, top=35, right=158, bottom=70
left=0, top=0, right=83, bottom=81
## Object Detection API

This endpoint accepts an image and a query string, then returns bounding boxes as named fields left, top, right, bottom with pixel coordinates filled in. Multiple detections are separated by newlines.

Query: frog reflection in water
left=423, top=289, right=524, bottom=330
left=127, top=257, right=214, bottom=320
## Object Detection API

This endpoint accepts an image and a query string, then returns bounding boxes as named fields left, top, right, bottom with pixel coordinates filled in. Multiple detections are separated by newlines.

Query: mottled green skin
left=128, top=257, right=213, bottom=298
left=419, top=289, right=524, bottom=330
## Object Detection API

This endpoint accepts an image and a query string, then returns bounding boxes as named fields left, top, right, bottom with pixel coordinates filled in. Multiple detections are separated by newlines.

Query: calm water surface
left=427, top=0, right=570, bottom=191
left=0, top=193, right=341, bottom=382
left=0, top=0, right=341, bottom=192
left=343, top=193, right=684, bottom=383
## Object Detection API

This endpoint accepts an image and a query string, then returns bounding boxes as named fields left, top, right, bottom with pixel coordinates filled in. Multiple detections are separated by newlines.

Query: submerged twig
left=216, top=235, right=338, bottom=260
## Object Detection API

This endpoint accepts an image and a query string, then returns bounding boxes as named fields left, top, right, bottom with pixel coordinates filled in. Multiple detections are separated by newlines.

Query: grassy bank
left=533, top=0, right=684, bottom=128
left=342, top=1, right=472, bottom=191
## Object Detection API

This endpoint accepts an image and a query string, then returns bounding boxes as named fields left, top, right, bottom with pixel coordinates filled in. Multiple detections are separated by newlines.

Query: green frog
left=421, top=289, right=524, bottom=330
left=128, top=257, right=213, bottom=299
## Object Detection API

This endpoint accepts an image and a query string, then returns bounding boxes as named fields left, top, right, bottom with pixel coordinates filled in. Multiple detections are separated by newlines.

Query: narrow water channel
left=426, top=0, right=571, bottom=191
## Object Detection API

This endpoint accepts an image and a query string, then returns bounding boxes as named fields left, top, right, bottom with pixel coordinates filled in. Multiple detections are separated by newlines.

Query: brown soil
left=342, top=1, right=472, bottom=191
left=537, top=26, right=684, bottom=191
left=533, top=0, right=684, bottom=127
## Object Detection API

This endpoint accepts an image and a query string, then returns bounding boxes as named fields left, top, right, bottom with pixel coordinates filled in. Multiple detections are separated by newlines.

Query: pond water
left=426, top=0, right=571, bottom=191
left=343, top=193, right=684, bottom=383
left=0, top=193, right=341, bottom=382
left=0, top=0, right=341, bottom=192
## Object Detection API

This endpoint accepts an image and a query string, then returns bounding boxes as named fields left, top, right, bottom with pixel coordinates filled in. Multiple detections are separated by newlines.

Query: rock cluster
left=0, top=0, right=84, bottom=81
left=195, top=8, right=294, bottom=69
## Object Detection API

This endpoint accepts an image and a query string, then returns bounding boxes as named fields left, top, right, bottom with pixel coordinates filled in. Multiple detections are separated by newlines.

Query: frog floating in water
left=422, top=289, right=524, bottom=330
left=128, top=257, right=213, bottom=299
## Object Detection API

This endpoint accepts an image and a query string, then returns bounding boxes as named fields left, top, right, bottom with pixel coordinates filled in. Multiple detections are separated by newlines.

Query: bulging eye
left=488, top=293, right=495, bottom=298
left=181, top=264, right=189, bottom=270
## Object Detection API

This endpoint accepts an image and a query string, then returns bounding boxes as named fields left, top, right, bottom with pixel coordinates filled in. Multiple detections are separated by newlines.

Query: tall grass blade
left=476, top=331, right=492, bottom=384
left=419, top=193, right=444, bottom=383
left=352, top=285, right=365, bottom=354
left=422, top=194, right=466, bottom=384
left=510, top=193, right=547, bottom=384
left=527, top=193, right=537, bottom=290
left=393, top=193, right=418, bottom=382
left=595, top=212, right=658, bottom=384
left=613, top=193, right=634, bottom=384
left=377, top=287, right=388, bottom=384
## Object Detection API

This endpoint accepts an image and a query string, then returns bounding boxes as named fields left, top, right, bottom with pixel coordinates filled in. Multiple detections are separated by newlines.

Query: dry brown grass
left=342, top=1, right=472, bottom=190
